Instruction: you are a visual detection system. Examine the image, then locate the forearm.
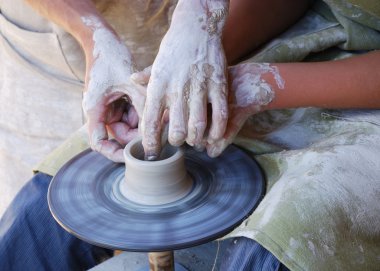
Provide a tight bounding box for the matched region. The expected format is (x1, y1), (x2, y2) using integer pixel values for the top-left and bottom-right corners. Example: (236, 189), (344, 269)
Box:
(264, 51), (380, 110)
(223, 0), (312, 64)
(208, 51), (380, 157)
(25, 0), (113, 49)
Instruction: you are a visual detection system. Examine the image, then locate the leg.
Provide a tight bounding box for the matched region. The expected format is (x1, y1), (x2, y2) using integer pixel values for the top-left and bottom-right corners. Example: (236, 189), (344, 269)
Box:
(220, 237), (289, 271)
(0, 173), (112, 271)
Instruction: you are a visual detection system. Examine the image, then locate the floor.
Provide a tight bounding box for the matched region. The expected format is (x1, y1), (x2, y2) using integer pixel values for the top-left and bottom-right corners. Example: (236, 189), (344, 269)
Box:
(90, 239), (234, 271)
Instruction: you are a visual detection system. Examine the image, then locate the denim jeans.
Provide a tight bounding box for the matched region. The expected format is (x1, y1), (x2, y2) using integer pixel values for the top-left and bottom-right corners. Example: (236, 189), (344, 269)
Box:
(0, 173), (288, 271)
(0, 173), (113, 271)
(220, 237), (290, 271)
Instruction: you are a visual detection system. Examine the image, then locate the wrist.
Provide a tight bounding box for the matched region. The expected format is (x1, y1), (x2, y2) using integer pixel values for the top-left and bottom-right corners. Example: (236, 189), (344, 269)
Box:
(259, 72), (281, 112)
(80, 16), (134, 75)
(229, 63), (285, 114)
(172, 0), (229, 37)
(77, 16), (117, 52)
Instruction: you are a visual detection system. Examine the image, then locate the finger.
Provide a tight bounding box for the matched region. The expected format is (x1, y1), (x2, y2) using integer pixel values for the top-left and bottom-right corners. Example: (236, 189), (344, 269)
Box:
(160, 120), (169, 147)
(142, 81), (165, 160)
(206, 139), (228, 158)
(168, 83), (189, 146)
(122, 106), (139, 128)
(106, 98), (127, 123)
(162, 109), (170, 124)
(130, 66), (152, 85)
(93, 139), (125, 162)
(207, 82), (228, 144)
(186, 80), (207, 148)
(128, 89), (146, 119)
(86, 103), (107, 147)
(107, 122), (139, 145)
(206, 111), (246, 157)
(88, 117), (125, 163)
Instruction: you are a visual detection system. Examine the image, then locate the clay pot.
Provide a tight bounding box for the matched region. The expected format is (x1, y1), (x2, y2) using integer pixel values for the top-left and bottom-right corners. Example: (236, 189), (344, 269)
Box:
(120, 138), (193, 205)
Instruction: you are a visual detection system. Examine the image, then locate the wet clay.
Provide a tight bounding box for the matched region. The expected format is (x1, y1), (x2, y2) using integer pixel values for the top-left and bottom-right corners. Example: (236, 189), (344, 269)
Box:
(120, 138), (193, 205)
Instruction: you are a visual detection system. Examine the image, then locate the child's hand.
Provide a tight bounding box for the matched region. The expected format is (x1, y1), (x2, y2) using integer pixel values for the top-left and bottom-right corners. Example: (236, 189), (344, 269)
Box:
(206, 62), (284, 157)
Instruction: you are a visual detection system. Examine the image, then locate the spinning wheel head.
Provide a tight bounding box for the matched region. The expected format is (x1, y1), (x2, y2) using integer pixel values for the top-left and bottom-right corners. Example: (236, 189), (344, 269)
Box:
(48, 140), (265, 251)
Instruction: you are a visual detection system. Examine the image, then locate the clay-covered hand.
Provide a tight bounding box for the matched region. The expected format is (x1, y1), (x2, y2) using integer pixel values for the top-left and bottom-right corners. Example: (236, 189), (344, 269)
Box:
(206, 63), (285, 157)
(137, 0), (229, 160)
(82, 16), (145, 162)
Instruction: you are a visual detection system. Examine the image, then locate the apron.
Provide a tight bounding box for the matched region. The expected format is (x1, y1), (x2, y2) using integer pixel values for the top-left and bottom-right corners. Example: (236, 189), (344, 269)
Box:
(0, 2), (84, 215)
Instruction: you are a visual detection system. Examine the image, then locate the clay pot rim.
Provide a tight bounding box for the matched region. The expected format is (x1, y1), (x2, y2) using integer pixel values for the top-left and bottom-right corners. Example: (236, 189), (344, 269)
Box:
(123, 137), (183, 166)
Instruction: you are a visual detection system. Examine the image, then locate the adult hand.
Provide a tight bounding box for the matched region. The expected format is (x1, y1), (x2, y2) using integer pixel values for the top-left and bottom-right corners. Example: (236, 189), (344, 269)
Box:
(206, 62), (285, 157)
(82, 16), (145, 162)
(137, 0), (229, 160)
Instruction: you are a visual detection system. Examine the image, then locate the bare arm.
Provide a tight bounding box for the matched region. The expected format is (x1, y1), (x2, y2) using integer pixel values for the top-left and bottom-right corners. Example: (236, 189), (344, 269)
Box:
(25, 0), (110, 50)
(207, 50), (380, 156)
(264, 51), (380, 110)
(220, 0), (379, 110)
(223, 0), (313, 64)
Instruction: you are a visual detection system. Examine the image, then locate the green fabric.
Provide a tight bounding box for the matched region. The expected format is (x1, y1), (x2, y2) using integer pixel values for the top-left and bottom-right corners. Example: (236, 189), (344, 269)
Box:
(245, 9), (345, 63)
(228, 109), (380, 271)
(321, 0), (380, 50)
(226, 1), (380, 269)
(245, 0), (380, 64)
(34, 125), (89, 176)
(324, 0), (380, 30)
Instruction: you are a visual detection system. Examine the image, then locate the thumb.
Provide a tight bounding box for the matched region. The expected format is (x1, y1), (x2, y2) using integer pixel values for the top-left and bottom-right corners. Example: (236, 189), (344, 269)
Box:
(206, 110), (248, 157)
(130, 66), (152, 85)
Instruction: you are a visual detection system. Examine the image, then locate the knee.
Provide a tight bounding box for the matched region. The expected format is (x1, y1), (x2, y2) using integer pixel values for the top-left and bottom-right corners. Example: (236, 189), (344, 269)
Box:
(0, 173), (53, 240)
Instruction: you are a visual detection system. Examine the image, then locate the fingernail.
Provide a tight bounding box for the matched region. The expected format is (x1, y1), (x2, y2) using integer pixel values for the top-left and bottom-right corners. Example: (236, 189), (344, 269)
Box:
(207, 138), (216, 145)
(207, 144), (222, 158)
(170, 132), (186, 146)
(194, 144), (205, 152)
(144, 154), (157, 161)
(208, 148), (217, 157)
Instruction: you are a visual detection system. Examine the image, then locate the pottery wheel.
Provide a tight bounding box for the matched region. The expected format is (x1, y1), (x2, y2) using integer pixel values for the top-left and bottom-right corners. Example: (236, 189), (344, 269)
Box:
(48, 145), (265, 251)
